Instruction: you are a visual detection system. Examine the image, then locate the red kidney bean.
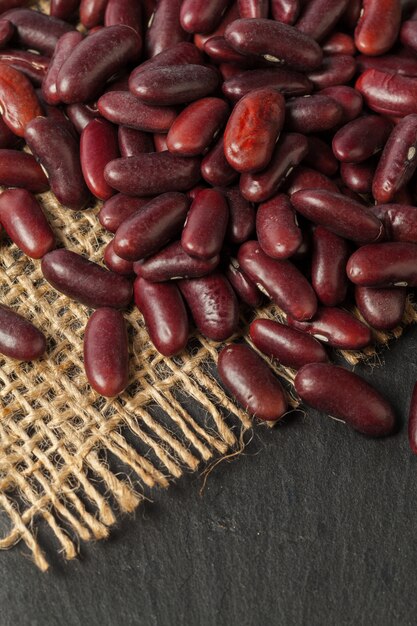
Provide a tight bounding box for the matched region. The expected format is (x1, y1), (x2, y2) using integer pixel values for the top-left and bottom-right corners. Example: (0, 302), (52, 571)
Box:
(25, 116), (90, 211)
(153, 133), (168, 152)
(250, 319), (329, 369)
(42, 31), (83, 106)
(332, 115), (393, 163)
(304, 136), (339, 176)
(0, 149), (49, 192)
(0, 20), (14, 48)
(217, 343), (288, 421)
(145, 0), (187, 58)
(201, 136), (238, 187)
(322, 32), (356, 56)
(98, 194), (154, 233)
(181, 0), (230, 34)
(408, 382), (417, 454)
(104, 153), (201, 197)
(355, 286), (406, 330)
(355, 0), (401, 56)
(84, 308), (129, 397)
(103, 239), (134, 276)
(57, 26), (141, 104)
(285, 166), (339, 196)
(371, 203), (417, 243)
(0, 304), (46, 361)
(307, 55), (356, 90)
(132, 42), (203, 77)
(134, 240), (220, 282)
(240, 132), (309, 203)
(320, 86), (363, 124)
(80, 118), (119, 201)
(203, 36), (251, 68)
(256, 193), (302, 260)
(224, 186), (255, 244)
(66, 102), (101, 133)
(341, 0), (362, 28)
(0, 65), (42, 137)
(193, 2), (239, 51)
(372, 114), (417, 204)
(295, 0), (349, 42)
(222, 67), (313, 103)
(118, 126), (154, 157)
(347, 242), (417, 287)
(356, 70), (417, 117)
(341, 160), (376, 194)
(3, 8), (74, 55)
(225, 260), (262, 307)
(181, 189), (228, 259)
(356, 51), (417, 77)
(291, 189), (383, 243)
(50, 0), (80, 20)
(0, 48), (50, 84)
(97, 91), (177, 133)
(237, 0), (268, 18)
(225, 18), (322, 71)
(114, 192), (190, 261)
(79, 0), (108, 29)
(270, 0), (300, 24)
(295, 363), (395, 437)
(179, 272), (239, 341)
(237, 240), (317, 320)
(311, 226), (350, 306)
(401, 20), (417, 52)
(104, 0), (142, 33)
(285, 95), (343, 134)
(167, 98), (229, 157)
(41, 248), (133, 309)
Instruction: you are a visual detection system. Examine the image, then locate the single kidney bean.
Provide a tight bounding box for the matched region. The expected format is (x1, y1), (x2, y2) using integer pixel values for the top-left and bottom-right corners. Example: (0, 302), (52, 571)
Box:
(356, 70), (417, 117)
(225, 18), (322, 71)
(80, 118), (119, 201)
(341, 160), (376, 194)
(118, 126), (154, 157)
(270, 0), (300, 24)
(250, 319), (328, 369)
(305, 136), (339, 176)
(50, 0), (80, 20)
(104, 0), (142, 33)
(135, 240), (220, 282)
(25, 116), (90, 211)
(356, 51), (417, 77)
(97, 92), (177, 134)
(167, 97), (229, 157)
(319, 86), (364, 124)
(79, 0), (108, 28)
(0, 20), (14, 48)
(371, 203), (417, 243)
(217, 343), (288, 422)
(256, 194), (302, 260)
(294, 363), (396, 437)
(240, 132), (309, 203)
(83, 308), (129, 397)
(408, 382), (417, 454)
(222, 67), (313, 103)
(42, 31), (83, 106)
(98, 194), (154, 233)
(306, 55), (356, 90)
(295, 0), (349, 42)
(285, 167), (339, 196)
(322, 32), (356, 56)
(0, 48), (50, 84)
(204, 36), (259, 66)
(372, 114), (417, 204)
(201, 136), (238, 187)
(57, 26), (141, 104)
(224, 186), (255, 244)
(355, 0), (401, 56)
(311, 226), (350, 306)
(114, 192), (190, 261)
(237, 0), (268, 18)
(0, 65), (42, 137)
(103, 240), (134, 276)
(3, 8), (74, 55)
(41, 248), (133, 309)
(66, 102), (101, 133)
(104, 153), (201, 197)
(0, 149), (49, 192)
(180, 0), (230, 34)
(291, 190), (384, 243)
(181, 189), (228, 259)
(193, 2), (239, 50)
(347, 242), (417, 287)
(0, 304), (46, 361)
(132, 42), (203, 77)
(285, 95), (343, 134)
(225, 260), (262, 308)
(145, 0), (187, 58)
(355, 286), (406, 330)
(237, 240), (317, 320)
(287, 306), (372, 350)
(332, 115), (393, 163)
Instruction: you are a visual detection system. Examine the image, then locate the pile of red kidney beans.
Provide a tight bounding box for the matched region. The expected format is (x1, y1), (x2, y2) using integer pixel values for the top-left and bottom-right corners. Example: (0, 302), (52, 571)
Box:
(2, 0), (417, 448)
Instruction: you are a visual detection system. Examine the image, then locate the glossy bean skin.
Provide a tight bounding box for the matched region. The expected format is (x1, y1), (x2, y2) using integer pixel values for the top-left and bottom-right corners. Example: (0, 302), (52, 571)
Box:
(285, 95), (343, 134)
(135, 240), (219, 282)
(204, 36), (253, 66)
(401, 20), (417, 53)
(356, 51), (417, 77)
(320, 86), (363, 124)
(225, 260), (262, 307)
(256, 193), (302, 260)
(25, 117), (90, 211)
(295, 363), (396, 437)
(224, 187), (255, 244)
(408, 382), (417, 454)
(237, 240), (317, 320)
(83, 308), (129, 397)
(42, 31), (83, 106)
(50, 0), (80, 20)
(0, 65), (42, 137)
(79, 0), (108, 29)
(238, 0), (268, 18)
(66, 102), (101, 133)
(355, 286), (406, 330)
(98, 92), (177, 133)
(371, 203), (417, 243)
(104, 0), (142, 33)
(355, 0), (401, 56)
(3, 8), (74, 55)
(80, 119), (119, 201)
(217, 343), (287, 422)
(0, 304), (46, 361)
(145, 0), (186, 58)
(179, 273), (239, 341)
(322, 32), (356, 56)
(222, 68), (313, 102)
(181, 189), (228, 259)
(341, 160), (376, 194)
(356, 70), (417, 117)
(132, 42), (203, 77)
(114, 193), (190, 261)
(0, 149), (48, 192)
(103, 240), (134, 276)
(201, 136), (238, 187)
(332, 115), (393, 163)
(291, 190), (384, 243)
(311, 226), (350, 306)
(194, 2), (240, 50)
(372, 115), (417, 204)
(285, 166), (339, 196)
(306, 55), (356, 90)
(271, 0), (300, 24)
(250, 319), (329, 369)
(305, 136), (338, 176)
(225, 18), (323, 71)
(41, 249), (133, 309)
(104, 153), (201, 197)
(98, 194), (153, 233)
(0, 49), (49, 85)
(118, 127), (154, 157)
(0, 20), (15, 48)
(181, 0), (230, 34)
(295, 0), (349, 42)
(347, 242), (417, 287)
(57, 26), (141, 104)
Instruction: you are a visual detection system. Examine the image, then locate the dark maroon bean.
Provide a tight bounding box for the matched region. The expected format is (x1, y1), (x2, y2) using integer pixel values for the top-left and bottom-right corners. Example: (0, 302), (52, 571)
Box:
(41, 248), (132, 309)
(291, 190), (384, 243)
(256, 193), (302, 260)
(355, 286), (406, 330)
(238, 0), (269, 18)
(80, 118), (119, 201)
(322, 32), (356, 56)
(0, 304), (46, 361)
(104, 153), (201, 197)
(408, 382), (417, 454)
(225, 260), (262, 307)
(66, 102), (101, 133)
(134, 240), (219, 282)
(341, 160), (376, 194)
(145, 0), (187, 58)
(201, 136), (238, 187)
(311, 226), (350, 306)
(240, 132), (309, 203)
(104, 0), (142, 33)
(42, 31), (83, 106)
(371, 203), (417, 243)
(356, 51), (417, 77)
(217, 343), (288, 421)
(307, 55), (356, 90)
(250, 319), (328, 369)
(356, 70), (417, 117)
(295, 363), (395, 437)
(1, 50), (49, 88)
(0, 117), (20, 149)
(354, 0), (401, 56)
(153, 133), (168, 152)
(222, 67), (313, 103)
(194, 1), (240, 50)
(179, 272), (239, 341)
(181, 0), (231, 34)
(25, 116), (90, 211)
(98, 194), (154, 233)
(271, 0), (300, 24)
(224, 187), (255, 244)
(50, 0), (80, 20)
(341, 0), (362, 28)
(285, 95), (343, 134)
(118, 126), (154, 157)
(0, 149), (48, 192)
(225, 18), (322, 71)
(132, 42), (203, 77)
(103, 240), (134, 276)
(305, 136), (339, 176)
(332, 115), (393, 163)
(347, 242), (417, 287)
(0, 20), (14, 47)
(204, 36), (253, 65)
(181, 189), (228, 259)
(98, 91), (177, 133)
(372, 114), (417, 204)
(237, 240), (317, 320)
(83, 308), (129, 396)
(114, 193), (190, 261)
(295, 0), (349, 41)
(285, 166), (339, 196)
(79, 0), (108, 28)
(3, 9), (74, 57)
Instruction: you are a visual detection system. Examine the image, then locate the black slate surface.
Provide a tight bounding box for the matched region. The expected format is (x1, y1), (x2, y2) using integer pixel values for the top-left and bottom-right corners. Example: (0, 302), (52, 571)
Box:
(2, 325), (417, 626)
